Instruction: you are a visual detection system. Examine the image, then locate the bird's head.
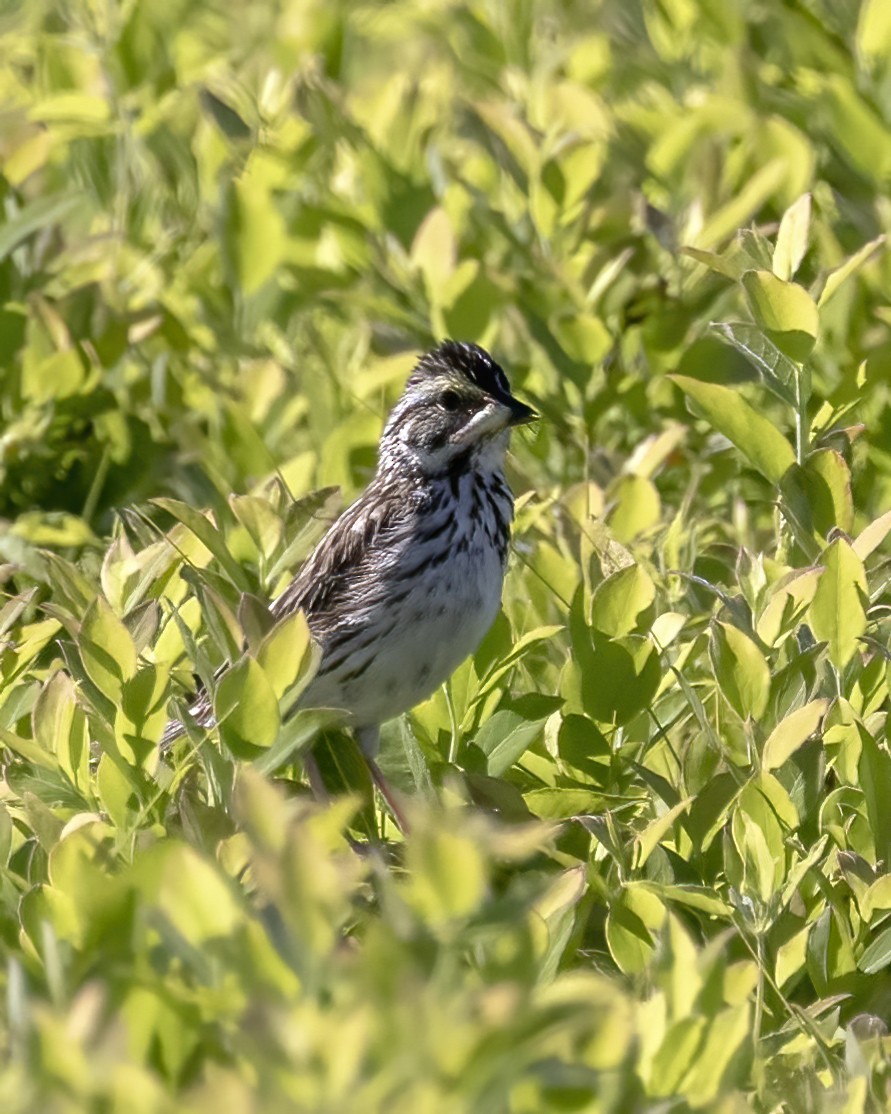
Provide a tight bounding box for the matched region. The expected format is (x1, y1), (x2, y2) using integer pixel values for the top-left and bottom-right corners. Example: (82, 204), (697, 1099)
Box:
(379, 340), (536, 478)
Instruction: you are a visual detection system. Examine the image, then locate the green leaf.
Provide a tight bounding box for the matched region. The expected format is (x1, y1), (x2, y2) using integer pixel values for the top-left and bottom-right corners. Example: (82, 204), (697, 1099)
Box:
(852, 509), (891, 561)
(648, 1017), (708, 1097)
(550, 313), (612, 364)
(475, 710), (548, 778)
(762, 700), (829, 770)
(711, 321), (800, 407)
(96, 753), (138, 828)
(741, 270), (819, 362)
(670, 375), (795, 483)
(471, 625), (563, 711)
(529, 867), (587, 983)
(21, 348), (85, 404)
(732, 809), (780, 903)
(229, 494), (283, 562)
(0, 803), (11, 866)
(152, 498), (251, 591)
(858, 0), (891, 61)
(569, 632), (661, 726)
(860, 875), (891, 922)
(858, 926), (891, 974)
(411, 207), (456, 294)
(135, 841), (243, 944)
(525, 788), (609, 819)
(681, 1005), (751, 1104)
(406, 824), (488, 925)
(801, 449), (854, 537)
(590, 564), (656, 637)
(694, 159), (789, 248)
(756, 566), (823, 648)
(605, 886), (665, 975)
(772, 194), (811, 281)
(633, 798), (692, 869)
(214, 657), (281, 753)
(709, 621), (770, 720)
(79, 597), (138, 701)
(606, 475), (661, 542)
(199, 88), (252, 140)
(682, 245), (744, 280)
(0, 191), (86, 262)
(257, 609), (318, 704)
(33, 671), (90, 791)
(222, 177), (286, 295)
(634, 881), (732, 917)
(859, 726), (891, 870)
(252, 708), (334, 775)
(117, 664), (171, 763)
(818, 236), (886, 307)
(808, 538), (867, 669)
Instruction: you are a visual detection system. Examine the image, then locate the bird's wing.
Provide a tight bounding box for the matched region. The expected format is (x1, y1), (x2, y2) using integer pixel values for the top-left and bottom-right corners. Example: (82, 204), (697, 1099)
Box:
(270, 479), (408, 634)
(162, 480), (415, 745)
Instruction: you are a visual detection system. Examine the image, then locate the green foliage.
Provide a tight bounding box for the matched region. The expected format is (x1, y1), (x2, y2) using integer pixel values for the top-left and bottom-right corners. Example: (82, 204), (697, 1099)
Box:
(2, 0), (891, 1110)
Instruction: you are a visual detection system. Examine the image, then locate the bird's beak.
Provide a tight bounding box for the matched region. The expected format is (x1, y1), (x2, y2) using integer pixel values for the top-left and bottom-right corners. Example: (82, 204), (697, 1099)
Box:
(507, 397), (537, 427)
(451, 396), (538, 446)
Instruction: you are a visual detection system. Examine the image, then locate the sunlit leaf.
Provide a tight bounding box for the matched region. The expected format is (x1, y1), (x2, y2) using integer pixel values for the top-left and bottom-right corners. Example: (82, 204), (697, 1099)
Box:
(79, 597), (137, 701)
(670, 375), (795, 483)
(772, 194), (811, 281)
(741, 270), (819, 362)
(808, 539), (867, 669)
(590, 563), (656, 637)
(709, 621), (770, 720)
(406, 823), (488, 925)
(215, 657), (281, 752)
(817, 236), (886, 307)
(762, 700), (829, 770)
(221, 176), (287, 295)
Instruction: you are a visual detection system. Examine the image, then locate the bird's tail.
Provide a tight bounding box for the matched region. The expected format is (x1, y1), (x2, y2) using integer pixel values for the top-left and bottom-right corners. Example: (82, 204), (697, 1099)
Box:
(160, 717), (186, 749)
(160, 692), (215, 750)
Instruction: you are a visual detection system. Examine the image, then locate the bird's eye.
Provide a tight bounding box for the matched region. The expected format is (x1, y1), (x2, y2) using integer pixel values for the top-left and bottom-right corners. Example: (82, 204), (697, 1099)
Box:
(439, 389), (461, 412)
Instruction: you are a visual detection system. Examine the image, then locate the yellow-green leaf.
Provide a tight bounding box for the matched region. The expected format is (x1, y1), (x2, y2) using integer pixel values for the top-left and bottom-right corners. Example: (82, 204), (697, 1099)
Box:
(852, 509), (891, 561)
(858, 0), (891, 64)
(135, 842), (243, 944)
(215, 657), (280, 751)
(772, 194), (811, 281)
(228, 494), (283, 561)
(606, 474), (661, 542)
(808, 539), (868, 669)
(709, 621), (770, 720)
(804, 448), (854, 535)
(762, 699), (830, 770)
(223, 177), (286, 296)
(633, 798), (693, 869)
(605, 886), (665, 975)
(670, 375), (795, 484)
(742, 269), (819, 361)
(590, 563), (656, 637)
(818, 235), (886, 308)
(79, 596), (137, 700)
(406, 825), (488, 925)
(257, 609), (318, 703)
(550, 312), (612, 364)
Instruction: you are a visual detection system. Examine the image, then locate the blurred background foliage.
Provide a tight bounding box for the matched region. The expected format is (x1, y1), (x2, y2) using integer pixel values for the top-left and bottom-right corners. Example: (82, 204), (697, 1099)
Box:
(2, 0), (891, 1109)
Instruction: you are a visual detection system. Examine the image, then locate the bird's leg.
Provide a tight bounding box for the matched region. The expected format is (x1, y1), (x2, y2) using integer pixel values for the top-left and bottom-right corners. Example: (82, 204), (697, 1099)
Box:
(302, 750), (330, 804)
(356, 726), (410, 834)
(367, 756), (411, 835)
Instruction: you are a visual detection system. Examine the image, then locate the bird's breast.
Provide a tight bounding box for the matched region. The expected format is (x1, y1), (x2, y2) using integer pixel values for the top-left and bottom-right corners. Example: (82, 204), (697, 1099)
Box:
(301, 472), (511, 727)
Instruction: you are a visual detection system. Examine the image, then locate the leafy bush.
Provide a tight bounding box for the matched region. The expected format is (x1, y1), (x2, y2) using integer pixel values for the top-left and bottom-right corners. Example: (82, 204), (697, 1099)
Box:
(2, 0), (891, 1109)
